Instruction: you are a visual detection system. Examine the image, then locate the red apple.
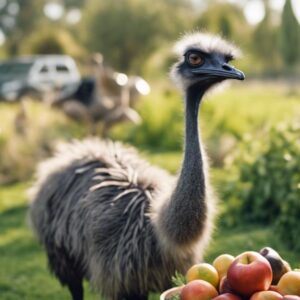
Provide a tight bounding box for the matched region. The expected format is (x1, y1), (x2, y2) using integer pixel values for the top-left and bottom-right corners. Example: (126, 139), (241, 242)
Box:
(213, 293), (242, 300)
(181, 279), (218, 300)
(227, 251), (273, 297)
(219, 276), (234, 294)
(250, 290), (283, 300)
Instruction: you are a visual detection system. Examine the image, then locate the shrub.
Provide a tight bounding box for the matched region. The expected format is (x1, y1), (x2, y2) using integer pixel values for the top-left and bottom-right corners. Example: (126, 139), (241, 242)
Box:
(0, 101), (89, 185)
(240, 123), (300, 223)
(218, 121), (300, 250)
(111, 89), (183, 151)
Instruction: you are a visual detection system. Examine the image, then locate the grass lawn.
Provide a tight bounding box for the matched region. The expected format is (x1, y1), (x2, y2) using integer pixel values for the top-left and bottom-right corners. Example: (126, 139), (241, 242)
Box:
(1, 174), (300, 299)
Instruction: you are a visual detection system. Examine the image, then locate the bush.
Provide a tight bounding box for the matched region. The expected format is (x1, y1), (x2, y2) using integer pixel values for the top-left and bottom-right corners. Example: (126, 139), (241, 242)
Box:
(240, 123), (300, 223)
(111, 89), (183, 151)
(0, 101), (89, 185)
(218, 121), (300, 250)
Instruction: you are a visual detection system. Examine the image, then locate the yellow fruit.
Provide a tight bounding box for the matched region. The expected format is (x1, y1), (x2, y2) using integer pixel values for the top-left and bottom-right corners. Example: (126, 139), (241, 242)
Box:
(277, 271), (300, 296)
(186, 263), (219, 288)
(213, 254), (235, 279)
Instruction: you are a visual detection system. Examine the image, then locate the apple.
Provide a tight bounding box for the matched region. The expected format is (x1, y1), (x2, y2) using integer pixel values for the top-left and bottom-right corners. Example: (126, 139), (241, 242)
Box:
(186, 263), (219, 288)
(277, 271), (300, 296)
(213, 293), (242, 300)
(219, 277), (234, 294)
(260, 247), (289, 284)
(213, 254), (235, 279)
(181, 279), (218, 300)
(250, 290), (283, 300)
(227, 251), (273, 297)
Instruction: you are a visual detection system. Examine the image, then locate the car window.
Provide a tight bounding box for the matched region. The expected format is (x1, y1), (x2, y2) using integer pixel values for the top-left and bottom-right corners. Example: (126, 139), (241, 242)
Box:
(56, 64), (70, 73)
(39, 65), (49, 73)
(0, 62), (33, 77)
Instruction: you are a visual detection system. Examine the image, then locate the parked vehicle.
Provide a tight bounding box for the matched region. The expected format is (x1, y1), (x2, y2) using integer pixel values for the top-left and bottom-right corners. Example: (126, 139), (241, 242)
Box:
(51, 56), (151, 136)
(0, 55), (80, 101)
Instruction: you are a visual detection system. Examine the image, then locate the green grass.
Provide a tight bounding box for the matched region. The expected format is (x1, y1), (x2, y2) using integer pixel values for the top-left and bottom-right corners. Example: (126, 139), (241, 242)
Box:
(1, 175), (300, 299)
(0, 183), (99, 300)
(142, 150), (182, 174)
(206, 225), (300, 267)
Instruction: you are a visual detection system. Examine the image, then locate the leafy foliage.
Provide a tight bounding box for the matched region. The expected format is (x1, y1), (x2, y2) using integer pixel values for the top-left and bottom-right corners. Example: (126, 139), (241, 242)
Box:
(172, 271), (186, 287)
(279, 0), (300, 68)
(112, 89), (183, 151)
(241, 123), (300, 222)
(219, 122), (300, 251)
(20, 27), (86, 59)
(252, 6), (281, 73)
(194, 2), (249, 42)
(0, 101), (89, 185)
(1, 0), (44, 55)
(81, 0), (192, 73)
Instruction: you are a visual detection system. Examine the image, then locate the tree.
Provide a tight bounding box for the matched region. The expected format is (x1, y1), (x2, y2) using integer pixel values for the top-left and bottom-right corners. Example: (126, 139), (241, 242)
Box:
(252, 3), (280, 72)
(1, 0), (44, 55)
(20, 27), (86, 60)
(194, 2), (250, 43)
(279, 0), (300, 68)
(81, 0), (193, 73)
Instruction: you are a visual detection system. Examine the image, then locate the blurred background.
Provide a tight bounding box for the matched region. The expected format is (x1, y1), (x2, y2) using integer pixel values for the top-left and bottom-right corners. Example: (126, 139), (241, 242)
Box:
(0, 0), (300, 299)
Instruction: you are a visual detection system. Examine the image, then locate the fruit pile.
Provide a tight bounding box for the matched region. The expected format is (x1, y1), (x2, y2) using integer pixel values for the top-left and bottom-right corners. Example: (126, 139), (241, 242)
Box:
(166, 247), (300, 300)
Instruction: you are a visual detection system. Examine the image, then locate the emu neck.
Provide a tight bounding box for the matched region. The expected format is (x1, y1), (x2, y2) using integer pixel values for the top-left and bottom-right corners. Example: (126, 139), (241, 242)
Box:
(159, 86), (207, 247)
(182, 87), (204, 189)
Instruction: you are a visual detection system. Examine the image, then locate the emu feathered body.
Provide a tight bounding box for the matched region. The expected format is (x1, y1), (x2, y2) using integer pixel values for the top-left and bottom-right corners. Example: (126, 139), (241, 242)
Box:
(30, 32), (244, 300)
(30, 139), (213, 299)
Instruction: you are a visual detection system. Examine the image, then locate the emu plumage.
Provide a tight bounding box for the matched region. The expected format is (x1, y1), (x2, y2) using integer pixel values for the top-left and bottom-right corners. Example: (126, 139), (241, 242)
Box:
(30, 32), (244, 300)
(30, 139), (203, 299)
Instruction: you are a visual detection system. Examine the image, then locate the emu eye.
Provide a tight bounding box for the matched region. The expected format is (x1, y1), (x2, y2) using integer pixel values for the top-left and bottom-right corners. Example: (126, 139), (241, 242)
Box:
(187, 53), (204, 66)
(225, 54), (234, 63)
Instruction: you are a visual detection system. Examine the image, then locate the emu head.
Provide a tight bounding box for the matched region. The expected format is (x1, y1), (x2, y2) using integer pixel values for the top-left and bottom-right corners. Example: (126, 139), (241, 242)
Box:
(171, 32), (245, 91)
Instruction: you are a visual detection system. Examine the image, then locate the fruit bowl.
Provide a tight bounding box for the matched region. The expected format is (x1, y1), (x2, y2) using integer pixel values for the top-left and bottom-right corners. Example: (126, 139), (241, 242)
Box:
(160, 248), (300, 300)
(160, 286), (183, 300)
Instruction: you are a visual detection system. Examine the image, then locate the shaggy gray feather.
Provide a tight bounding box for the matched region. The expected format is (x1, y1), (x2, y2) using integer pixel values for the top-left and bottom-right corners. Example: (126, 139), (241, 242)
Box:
(29, 139), (205, 299)
(28, 31), (241, 300)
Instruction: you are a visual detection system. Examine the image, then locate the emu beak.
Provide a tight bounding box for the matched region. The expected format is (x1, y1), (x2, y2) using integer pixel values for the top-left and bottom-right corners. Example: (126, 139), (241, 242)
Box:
(191, 63), (245, 81)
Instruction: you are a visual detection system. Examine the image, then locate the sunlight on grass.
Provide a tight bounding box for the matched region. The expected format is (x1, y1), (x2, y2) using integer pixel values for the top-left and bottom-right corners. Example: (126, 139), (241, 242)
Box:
(142, 150), (182, 174)
(202, 82), (300, 140)
(0, 228), (28, 246)
(0, 182), (28, 212)
(206, 225), (300, 269)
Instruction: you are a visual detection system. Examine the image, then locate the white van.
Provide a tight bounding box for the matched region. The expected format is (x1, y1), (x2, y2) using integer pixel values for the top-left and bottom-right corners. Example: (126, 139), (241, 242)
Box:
(0, 55), (81, 101)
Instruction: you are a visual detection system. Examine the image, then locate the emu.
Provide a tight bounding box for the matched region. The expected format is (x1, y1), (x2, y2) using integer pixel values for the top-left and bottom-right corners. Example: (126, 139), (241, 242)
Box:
(29, 33), (244, 300)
